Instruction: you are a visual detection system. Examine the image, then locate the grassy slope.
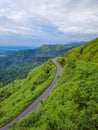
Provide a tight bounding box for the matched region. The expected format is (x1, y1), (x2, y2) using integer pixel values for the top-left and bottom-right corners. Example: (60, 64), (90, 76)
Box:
(0, 60), (56, 127)
(64, 38), (98, 63)
(10, 38), (98, 130)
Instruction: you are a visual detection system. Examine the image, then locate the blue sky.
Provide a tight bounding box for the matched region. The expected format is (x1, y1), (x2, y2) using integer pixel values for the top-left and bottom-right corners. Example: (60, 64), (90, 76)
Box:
(0, 0), (98, 46)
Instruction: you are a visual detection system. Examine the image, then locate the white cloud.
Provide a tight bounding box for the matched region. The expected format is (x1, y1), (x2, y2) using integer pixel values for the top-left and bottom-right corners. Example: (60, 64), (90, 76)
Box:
(0, 0), (98, 42)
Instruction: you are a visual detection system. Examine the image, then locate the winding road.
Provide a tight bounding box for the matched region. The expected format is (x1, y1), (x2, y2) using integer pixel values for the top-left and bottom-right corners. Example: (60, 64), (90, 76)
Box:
(0, 59), (62, 130)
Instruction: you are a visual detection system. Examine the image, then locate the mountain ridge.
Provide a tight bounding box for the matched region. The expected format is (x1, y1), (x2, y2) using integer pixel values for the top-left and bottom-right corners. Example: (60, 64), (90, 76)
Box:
(0, 43), (80, 84)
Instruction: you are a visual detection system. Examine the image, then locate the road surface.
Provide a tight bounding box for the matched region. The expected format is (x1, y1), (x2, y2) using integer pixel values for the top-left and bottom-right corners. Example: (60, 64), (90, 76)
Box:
(0, 58), (62, 130)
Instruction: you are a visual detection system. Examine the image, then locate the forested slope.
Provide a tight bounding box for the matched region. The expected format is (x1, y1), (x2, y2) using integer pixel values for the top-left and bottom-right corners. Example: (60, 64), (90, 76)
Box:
(0, 43), (79, 84)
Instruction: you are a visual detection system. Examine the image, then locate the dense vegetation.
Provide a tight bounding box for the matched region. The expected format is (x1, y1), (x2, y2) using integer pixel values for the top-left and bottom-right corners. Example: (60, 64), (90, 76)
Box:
(64, 38), (98, 63)
(0, 43), (80, 84)
(0, 60), (56, 127)
(10, 38), (98, 130)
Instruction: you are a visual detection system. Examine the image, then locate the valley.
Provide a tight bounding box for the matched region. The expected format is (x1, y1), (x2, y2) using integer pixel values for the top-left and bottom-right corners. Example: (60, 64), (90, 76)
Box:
(0, 46), (37, 56)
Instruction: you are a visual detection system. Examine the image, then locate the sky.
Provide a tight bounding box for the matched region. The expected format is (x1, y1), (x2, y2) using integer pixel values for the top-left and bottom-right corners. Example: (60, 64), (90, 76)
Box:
(0, 0), (98, 46)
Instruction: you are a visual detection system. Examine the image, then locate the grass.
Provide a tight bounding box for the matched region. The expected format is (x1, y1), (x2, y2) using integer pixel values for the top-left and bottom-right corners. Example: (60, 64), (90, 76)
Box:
(10, 60), (98, 130)
(0, 60), (56, 127)
(64, 38), (98, 63)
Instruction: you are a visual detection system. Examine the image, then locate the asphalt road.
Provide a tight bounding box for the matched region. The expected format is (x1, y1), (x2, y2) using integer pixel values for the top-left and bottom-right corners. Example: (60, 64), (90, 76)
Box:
(0, 58), (62, 130)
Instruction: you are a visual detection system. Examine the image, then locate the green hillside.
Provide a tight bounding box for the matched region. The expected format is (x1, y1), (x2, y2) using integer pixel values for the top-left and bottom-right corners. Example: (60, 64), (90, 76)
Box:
(0, 43), (79, 84)
(0, 60), (56, 127)
(10, 38), (98, 130)
(64, 38), (98, 63)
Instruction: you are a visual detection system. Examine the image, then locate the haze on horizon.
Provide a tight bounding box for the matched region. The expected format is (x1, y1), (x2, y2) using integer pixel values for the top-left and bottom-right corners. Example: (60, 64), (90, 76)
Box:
(0, 0), (98, 46)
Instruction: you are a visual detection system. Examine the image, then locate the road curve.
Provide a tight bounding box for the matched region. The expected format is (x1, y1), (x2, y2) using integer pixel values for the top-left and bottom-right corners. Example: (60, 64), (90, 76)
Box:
(0, 58), (62, 130)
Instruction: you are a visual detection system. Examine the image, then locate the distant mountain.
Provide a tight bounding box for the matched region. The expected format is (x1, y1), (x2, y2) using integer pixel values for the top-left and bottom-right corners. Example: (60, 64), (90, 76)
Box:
(0, 43), (80, 83)
(0, 46), (37, 56)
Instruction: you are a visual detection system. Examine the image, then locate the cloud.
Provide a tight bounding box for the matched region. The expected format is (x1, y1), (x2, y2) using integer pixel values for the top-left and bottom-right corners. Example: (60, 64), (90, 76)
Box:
(0, 0), (98, 44)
